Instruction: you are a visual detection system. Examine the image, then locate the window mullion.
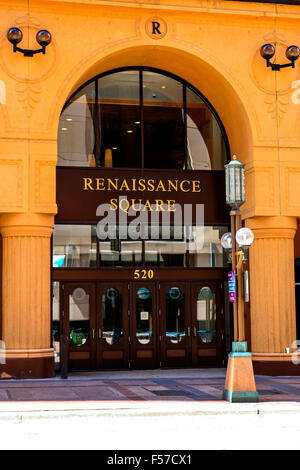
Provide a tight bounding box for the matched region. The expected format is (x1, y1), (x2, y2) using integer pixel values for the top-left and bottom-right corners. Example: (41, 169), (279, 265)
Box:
(94, 79), (101, 167)
(140, 69), (144, 170)
(183, 82), (187, 170)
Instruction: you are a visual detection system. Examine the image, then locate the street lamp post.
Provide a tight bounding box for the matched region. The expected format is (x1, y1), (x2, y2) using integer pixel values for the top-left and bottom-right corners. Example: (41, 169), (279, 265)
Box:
(222, 155), (259, 403)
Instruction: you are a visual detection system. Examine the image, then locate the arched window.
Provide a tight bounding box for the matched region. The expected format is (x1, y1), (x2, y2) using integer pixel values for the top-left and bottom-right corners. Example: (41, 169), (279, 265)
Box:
(58, 68), (229, 170)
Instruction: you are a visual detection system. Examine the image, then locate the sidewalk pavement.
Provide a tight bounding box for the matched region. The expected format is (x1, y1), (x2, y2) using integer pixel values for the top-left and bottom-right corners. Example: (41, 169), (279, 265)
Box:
(0, 368), (300, 418)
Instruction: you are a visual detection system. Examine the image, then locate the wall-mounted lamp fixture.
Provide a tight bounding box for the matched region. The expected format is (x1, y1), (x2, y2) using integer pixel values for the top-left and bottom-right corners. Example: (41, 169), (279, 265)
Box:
(260, 43), (300, 71)
(7, 27), (51, 57)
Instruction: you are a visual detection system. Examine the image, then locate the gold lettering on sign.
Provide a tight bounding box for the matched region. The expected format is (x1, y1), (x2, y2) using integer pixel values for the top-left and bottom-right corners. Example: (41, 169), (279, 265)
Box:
(83, 178), (94, 190)
(180, 180), (190, 192)
(107, 178), (119, 191)
(156, 180), (166, 192)
(168, 180), (178, 192)
(168, 200), (176, 211)
(147, 179), (155, 191)
(96, 178), (105, 190)
(119, 180), (130, 191)
(82, 177), (201, 193)
(192, 180), (201, 193)
(132, 199), (142, 211)
(83, 177), (202, 212)
(109, 198), (181, 213)
(138, 179), (146, 191)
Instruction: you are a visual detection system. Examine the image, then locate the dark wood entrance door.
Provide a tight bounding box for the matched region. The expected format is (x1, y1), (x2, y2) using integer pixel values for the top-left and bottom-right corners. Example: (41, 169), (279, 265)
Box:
(96, 282), (130, 369)
(61, 281), (130, 372)
(59, 277), (225, 373)
(129, 282), (158, 369)
(61, 282), (97, 372)
(159, 282), (192, 367)
(191, 281), (224, 366)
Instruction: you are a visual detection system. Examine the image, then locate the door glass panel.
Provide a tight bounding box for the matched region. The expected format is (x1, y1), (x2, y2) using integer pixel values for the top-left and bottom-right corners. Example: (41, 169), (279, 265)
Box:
(136, 288), (153, 344)
(102, 288), (123, 345)
(52, 281), (60, 368)
(69, 287), (90, 346)
(166, 287), (185, 343)
(197, 287), (216, 343)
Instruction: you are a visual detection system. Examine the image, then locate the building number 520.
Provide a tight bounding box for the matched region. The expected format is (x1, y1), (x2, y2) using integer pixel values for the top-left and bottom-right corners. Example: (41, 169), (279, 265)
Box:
(134, 269), (154, 280)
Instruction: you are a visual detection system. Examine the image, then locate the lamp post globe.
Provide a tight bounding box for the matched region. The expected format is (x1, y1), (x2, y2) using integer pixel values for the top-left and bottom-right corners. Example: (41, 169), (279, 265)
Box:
(224, 155), (245, 210)
(235, 227), (254, 248)
(221, 232), (232, 250)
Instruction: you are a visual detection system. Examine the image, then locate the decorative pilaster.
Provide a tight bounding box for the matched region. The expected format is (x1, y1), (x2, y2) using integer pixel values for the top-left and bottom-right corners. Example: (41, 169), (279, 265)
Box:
(246, 216), (299, 375)
(0, 213), (54, 378)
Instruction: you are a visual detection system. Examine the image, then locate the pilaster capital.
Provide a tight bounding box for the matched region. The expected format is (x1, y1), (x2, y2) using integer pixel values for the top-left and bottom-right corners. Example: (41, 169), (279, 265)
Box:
(0, 213), (54, 238)
(245, 216), (297, 239)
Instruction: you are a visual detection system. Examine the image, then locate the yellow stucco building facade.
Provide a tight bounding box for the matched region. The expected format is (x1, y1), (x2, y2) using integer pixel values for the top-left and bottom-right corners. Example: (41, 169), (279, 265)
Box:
(0, 0), (300, 378)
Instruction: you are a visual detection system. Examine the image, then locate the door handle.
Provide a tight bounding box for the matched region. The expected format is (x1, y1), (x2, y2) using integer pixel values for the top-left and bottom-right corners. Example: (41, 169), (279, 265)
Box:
(92, 329), (95, 339)
(187, 327), (190, 337)
(193, 327), (197, 337)
(98, 328), (102, 339)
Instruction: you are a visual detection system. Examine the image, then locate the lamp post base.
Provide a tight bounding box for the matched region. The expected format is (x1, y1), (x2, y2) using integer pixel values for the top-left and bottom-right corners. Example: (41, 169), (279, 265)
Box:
(223, 342), (259, 403)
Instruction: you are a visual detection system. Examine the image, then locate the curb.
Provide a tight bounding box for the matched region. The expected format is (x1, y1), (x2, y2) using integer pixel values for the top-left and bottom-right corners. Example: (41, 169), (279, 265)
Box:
(0, 400), (300, 421)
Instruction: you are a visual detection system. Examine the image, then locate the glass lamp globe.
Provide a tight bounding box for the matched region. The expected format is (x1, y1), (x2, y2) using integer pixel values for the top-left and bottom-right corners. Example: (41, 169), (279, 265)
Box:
(36, 30), (52, 47)
(224, 155), (245, 210)
(235, 228), (254, 247)
(221, 232), (232, 250)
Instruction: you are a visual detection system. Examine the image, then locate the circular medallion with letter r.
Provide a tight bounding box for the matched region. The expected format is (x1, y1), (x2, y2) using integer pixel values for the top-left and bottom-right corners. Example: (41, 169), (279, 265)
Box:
(145, 17), (168, 39)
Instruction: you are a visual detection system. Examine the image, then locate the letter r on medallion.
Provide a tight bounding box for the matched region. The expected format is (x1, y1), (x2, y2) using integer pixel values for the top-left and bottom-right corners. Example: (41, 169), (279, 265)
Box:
(145, 17), (167, 39)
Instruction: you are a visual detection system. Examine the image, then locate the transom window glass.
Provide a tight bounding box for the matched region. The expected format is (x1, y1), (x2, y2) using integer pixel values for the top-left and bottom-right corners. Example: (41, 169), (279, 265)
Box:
(58, 68), (228, 170)
(58, 83), (96, 167)
(143, 71), (185, 169)
(98, 71), (140, 168)
(52, 225), (97, 268)
(52, 224), (229, 268)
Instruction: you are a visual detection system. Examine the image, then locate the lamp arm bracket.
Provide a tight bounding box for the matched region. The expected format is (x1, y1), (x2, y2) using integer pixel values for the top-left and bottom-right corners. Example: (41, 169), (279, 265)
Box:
(13, 44), (46, 57)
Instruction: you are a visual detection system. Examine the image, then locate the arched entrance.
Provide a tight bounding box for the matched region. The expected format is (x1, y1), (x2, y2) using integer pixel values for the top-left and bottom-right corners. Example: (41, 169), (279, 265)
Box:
(52, 67), (232, 373)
